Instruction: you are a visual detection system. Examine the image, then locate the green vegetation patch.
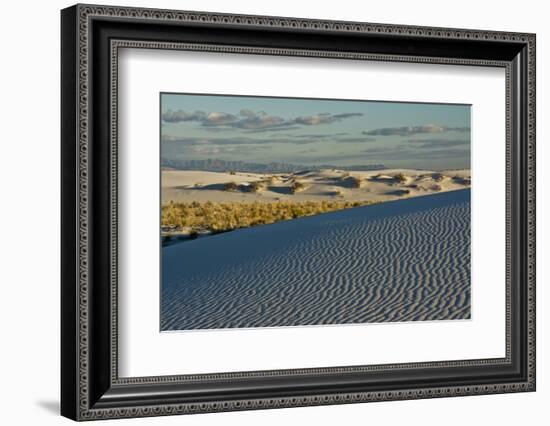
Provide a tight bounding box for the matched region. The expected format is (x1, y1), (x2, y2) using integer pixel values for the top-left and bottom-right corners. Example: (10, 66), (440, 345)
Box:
(162, 200), (368, 234)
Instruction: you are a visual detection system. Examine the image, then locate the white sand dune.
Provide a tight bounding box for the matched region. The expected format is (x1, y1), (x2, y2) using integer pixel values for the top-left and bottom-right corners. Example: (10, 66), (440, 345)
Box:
(161, 189), (471, 331)
(162, 168), (470, 204)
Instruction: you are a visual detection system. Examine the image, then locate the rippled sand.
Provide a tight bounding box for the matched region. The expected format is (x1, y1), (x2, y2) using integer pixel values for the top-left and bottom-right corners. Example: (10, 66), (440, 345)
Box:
(161, 189), (471, 331)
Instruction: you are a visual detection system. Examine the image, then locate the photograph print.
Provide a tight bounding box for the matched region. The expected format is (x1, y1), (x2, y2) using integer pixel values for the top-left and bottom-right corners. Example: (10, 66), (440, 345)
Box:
(160, 93), (471, 331)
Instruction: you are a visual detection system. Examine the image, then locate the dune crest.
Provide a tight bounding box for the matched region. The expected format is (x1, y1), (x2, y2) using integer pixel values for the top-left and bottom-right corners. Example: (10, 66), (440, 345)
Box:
(162, 168), (471, 205)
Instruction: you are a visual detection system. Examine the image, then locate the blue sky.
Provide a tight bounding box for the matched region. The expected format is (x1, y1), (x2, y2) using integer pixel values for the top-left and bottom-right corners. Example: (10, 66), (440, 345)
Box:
(161, 93), (471, 170)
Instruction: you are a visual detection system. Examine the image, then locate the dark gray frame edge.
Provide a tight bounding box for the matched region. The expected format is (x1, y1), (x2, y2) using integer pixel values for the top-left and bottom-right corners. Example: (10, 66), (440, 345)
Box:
(61, 3), (536, 421)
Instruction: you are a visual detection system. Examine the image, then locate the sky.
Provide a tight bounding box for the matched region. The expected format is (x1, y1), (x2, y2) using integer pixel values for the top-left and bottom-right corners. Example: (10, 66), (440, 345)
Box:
(161, 93), (471, 170)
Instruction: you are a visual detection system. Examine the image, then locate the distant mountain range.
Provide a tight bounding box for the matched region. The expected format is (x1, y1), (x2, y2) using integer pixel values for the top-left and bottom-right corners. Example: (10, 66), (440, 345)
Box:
(162, 158), (386, 174)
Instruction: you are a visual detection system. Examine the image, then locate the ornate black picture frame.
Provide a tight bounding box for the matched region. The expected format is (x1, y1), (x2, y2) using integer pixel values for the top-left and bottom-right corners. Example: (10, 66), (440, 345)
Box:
(61, 4), (536, 421)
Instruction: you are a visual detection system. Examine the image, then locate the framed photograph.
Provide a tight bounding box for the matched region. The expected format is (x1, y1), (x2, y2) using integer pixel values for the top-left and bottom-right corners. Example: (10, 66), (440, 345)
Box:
(61, 4), (536, 421)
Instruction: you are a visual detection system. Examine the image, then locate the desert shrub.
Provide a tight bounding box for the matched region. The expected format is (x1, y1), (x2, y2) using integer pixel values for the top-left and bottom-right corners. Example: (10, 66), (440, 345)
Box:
(432, 173), (444, 182)
(431, 184), (442, 191)
(452, 175), (471, 186)
(342, 176), (363, 188)
(290, 180), (307, 194)
(223, 181), (239, 192)
(247, 181), (265, 193)
(228, 170), (236, 175)
(161, 200), (370, 234)
(394, 173), (407, 183)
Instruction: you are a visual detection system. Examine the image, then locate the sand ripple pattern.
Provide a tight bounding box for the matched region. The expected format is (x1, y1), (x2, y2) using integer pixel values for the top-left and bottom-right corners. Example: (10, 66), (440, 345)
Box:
(162, 189), (471, 330)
